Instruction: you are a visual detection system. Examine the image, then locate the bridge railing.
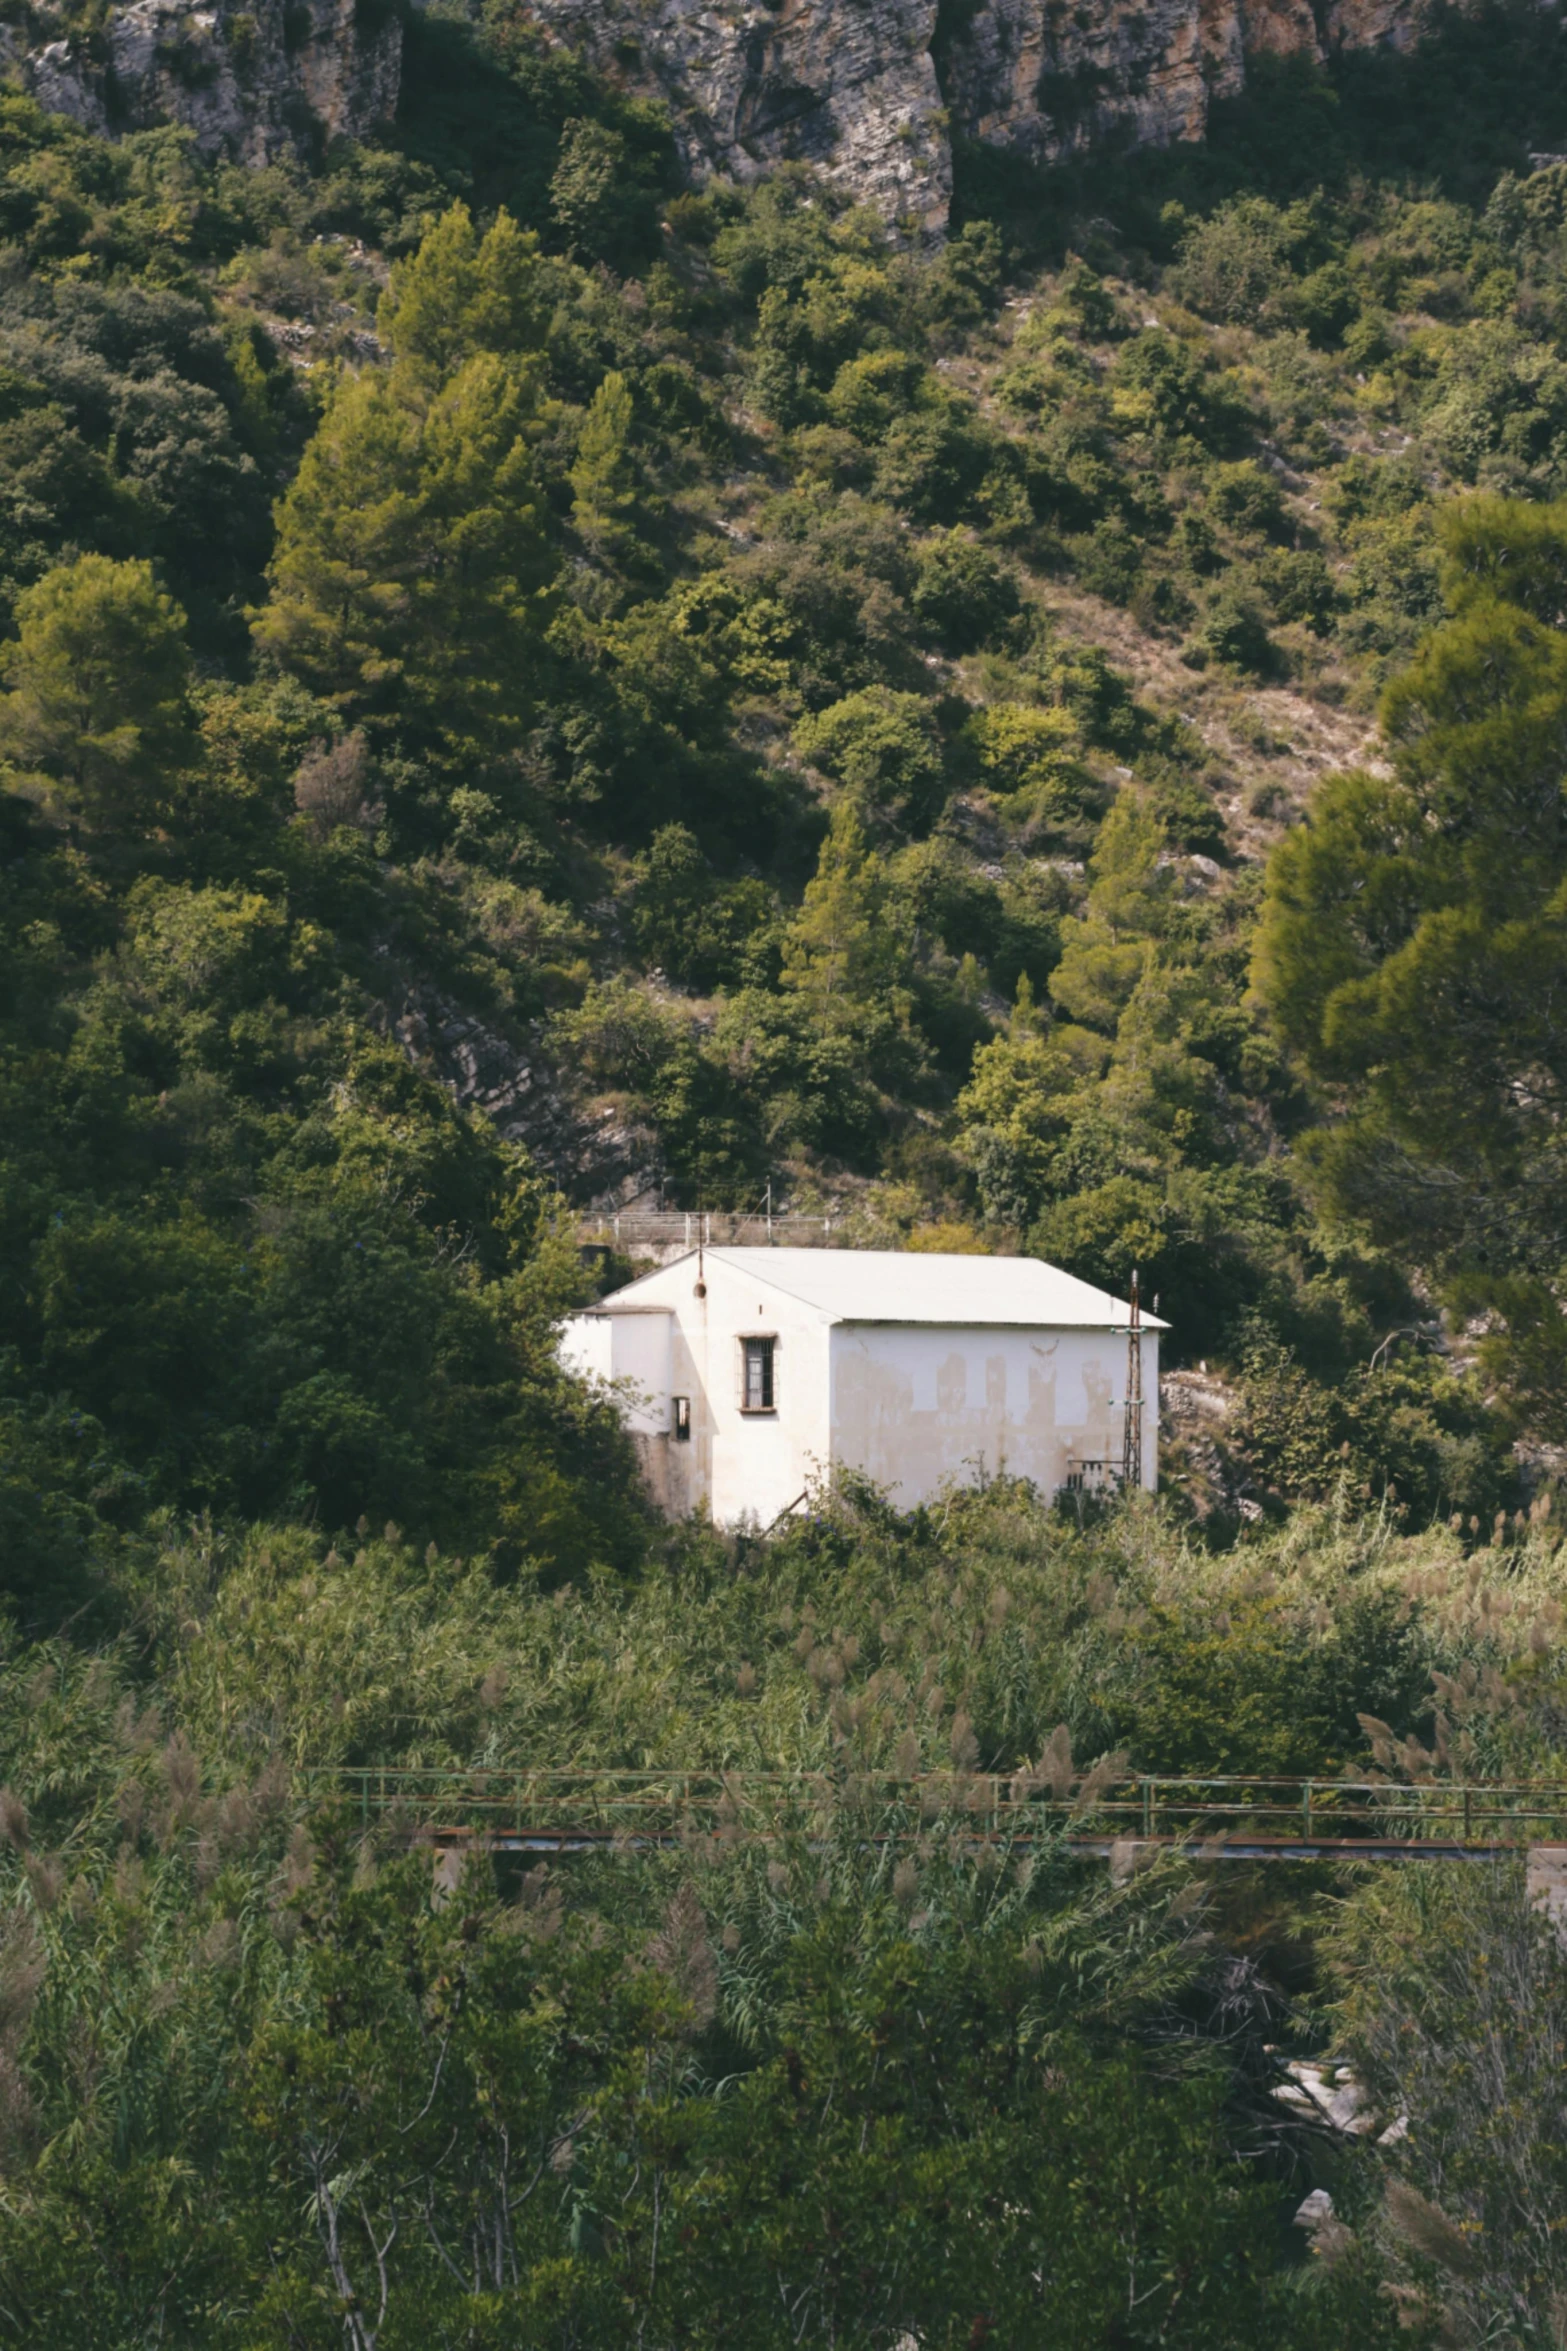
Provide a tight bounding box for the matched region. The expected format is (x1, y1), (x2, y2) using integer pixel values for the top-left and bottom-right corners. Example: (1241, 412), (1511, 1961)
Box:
(298, 1767), (1567, 1857)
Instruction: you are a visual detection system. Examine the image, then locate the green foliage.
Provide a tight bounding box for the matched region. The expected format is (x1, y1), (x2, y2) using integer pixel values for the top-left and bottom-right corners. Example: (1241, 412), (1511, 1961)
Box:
(628, 824), (776, 992)
(0, 1688), (1401, 2348)
(1192, 587), (1278, 676)
(569, 367), (640, 561)
(793, 686), (945, 829)
(1112, 331), (1243, 454)
(1330, 1863), (1567, 2347)
(780, 801), (918, 1014)
(910, 527), (1021, 652)
(5, 1478), (1565, 2336)
(1254, 498), (1567, 1426)
(549, 116), (661, 266)
(1169, 195), (1325, 327)
(386, 0), (675, 248)
(10, 34), (1567, 2339)
(1232, 1330), (1513, 1525)
(0, 554), (196, 833)
(258, 214), (554, 745)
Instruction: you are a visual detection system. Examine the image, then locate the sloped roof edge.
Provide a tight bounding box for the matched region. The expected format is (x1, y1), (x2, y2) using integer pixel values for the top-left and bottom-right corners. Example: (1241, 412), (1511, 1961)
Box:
(587, 1247), (1168, 1330)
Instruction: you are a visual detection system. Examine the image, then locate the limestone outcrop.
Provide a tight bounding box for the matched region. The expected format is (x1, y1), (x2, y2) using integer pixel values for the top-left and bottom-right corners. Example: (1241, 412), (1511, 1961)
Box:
(8, 0), (400, 163)
(518, 0), (952, 235)
(2, 0), (1435, 209)
(939, 0), (1427, 170)
(524, 0), (1434, 230)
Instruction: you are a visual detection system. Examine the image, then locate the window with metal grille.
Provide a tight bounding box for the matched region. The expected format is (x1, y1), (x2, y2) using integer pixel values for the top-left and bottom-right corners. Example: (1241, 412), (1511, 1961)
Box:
(741, 1336), (775, 1412)
(672, 1395), (691, 1442)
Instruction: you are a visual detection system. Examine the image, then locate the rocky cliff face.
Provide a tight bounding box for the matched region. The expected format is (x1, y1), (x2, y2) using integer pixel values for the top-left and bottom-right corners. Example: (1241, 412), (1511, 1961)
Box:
(524, 0), (952, 235)
(7, 0), (400, 163)
(939, 0), (1425, 169)
(524, 0), (1430, 232)
(3, 0), (1428, 207)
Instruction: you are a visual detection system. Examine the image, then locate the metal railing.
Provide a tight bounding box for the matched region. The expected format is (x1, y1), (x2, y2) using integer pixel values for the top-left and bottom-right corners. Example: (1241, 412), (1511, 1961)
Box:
(299, 1768), (1567, 1861)
(579, 1211), (836, 1253)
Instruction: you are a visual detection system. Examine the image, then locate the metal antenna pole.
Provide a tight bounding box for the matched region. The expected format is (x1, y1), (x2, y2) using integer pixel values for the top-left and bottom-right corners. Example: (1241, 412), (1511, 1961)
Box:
(1123, 1268), (1143, 1494)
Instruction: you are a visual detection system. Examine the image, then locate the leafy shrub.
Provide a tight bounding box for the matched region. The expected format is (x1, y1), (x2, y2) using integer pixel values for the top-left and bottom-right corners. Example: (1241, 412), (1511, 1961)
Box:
(629, 823), (777, 991)
(910, 529), (1021, 651)
(1207, 459), (1290, 540)
(792, 686), (945, 828)
(1192, 590), (1277, 674)
(1169, 195), (1318, 326)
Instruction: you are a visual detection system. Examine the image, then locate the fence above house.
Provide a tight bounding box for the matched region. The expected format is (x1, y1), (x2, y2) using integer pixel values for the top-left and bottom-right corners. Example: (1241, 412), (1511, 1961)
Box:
(579, 1209), (839, 1257)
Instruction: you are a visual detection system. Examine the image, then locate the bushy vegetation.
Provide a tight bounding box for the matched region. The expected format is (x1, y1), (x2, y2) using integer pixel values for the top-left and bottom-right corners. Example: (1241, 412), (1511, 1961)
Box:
(10, 11), (1567, 1538)
(5, 1480), (1567, 2347)
(5, 3), (1567, 2340)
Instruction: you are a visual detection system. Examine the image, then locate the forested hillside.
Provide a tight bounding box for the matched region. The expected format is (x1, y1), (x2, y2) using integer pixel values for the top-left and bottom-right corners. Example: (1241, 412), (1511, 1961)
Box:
(5, 3), (1567, 2343)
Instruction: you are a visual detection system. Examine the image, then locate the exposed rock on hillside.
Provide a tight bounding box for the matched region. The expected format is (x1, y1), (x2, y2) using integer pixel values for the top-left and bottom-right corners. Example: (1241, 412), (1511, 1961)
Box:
(525, 0), (951, 233)
(2, 0), (1432, 204)
(7, 0), (400, 162)
(526, 0), (1434, 230)
(386, 979), (657, 1203)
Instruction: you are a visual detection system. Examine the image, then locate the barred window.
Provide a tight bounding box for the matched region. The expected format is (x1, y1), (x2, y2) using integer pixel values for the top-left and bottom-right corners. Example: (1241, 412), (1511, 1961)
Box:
(741, 1336), (776, 1412)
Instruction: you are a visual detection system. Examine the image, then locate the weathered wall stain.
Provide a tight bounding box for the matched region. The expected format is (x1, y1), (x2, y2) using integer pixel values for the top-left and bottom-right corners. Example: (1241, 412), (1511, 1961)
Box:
(829, 1324), (1154, 1507)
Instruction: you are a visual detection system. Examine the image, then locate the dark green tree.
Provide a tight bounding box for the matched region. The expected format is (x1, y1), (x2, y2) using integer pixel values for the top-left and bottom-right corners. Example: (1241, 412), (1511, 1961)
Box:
(0, 554), (196, 833)
(1254, 495), (1567, 1432)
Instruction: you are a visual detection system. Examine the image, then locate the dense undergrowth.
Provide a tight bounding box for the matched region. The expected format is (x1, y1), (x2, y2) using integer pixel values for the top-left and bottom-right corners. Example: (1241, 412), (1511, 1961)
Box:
(4, 2), (1567, 2341)
(7, 1480), (1567, 2346)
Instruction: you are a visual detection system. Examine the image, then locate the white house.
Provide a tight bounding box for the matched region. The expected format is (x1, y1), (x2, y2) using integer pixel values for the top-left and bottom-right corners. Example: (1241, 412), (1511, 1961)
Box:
(559, 1248), (1164, 1524)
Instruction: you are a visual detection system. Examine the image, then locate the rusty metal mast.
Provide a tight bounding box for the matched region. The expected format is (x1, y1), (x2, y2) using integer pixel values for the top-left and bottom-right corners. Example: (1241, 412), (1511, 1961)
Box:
(1122, 1267), (1143, 1494)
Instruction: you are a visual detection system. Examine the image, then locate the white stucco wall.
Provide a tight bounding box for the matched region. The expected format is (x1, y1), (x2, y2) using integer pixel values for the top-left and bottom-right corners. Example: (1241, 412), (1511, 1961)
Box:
(558, 1312), (613, 1387)
(562, 1252), (1160, 1523)
(830, 1321), (1158, 1508)
(557, 1306), (671, 1432)
(676, 1254), (832, 1527)
(563, 1259), (833, 1525)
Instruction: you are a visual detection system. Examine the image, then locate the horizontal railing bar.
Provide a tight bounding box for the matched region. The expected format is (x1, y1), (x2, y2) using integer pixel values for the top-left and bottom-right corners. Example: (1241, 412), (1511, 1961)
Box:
(309, 1773), (1567, 1805)
(302, 1765), (1567, 1858)
(313, 1769), (1567, 1795)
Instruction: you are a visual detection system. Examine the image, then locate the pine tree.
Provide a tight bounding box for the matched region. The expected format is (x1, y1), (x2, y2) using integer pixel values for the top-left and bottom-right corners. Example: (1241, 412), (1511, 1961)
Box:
(0, 554), (195, 833)
(570, 370), (639, 562)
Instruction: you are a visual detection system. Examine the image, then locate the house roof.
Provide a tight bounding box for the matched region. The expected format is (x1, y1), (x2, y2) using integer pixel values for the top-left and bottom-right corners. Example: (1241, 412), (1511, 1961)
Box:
(595, 1248), (1168, 1330)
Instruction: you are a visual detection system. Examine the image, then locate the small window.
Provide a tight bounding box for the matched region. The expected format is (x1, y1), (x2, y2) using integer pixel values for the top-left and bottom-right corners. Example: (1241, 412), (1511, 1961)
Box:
(741, 1336), (776, 1413)
(672, 1395), (691, 1442)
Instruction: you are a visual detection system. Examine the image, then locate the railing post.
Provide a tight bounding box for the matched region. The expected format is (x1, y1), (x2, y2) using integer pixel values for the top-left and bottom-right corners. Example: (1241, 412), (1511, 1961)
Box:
(1303, 1780), (1313, 1840)
(1141, 1778), (1153, 1838)
(1464, 1786), (1472, 1846)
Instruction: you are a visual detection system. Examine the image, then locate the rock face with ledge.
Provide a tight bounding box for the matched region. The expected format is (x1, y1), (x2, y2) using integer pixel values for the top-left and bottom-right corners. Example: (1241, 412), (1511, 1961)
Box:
(10, 0), (401, 163)
(518, 0), (952, 234)
(939, 0), (1428, 172)
(525, 0), (1433, 231)
(3, 0), (1434, 208)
